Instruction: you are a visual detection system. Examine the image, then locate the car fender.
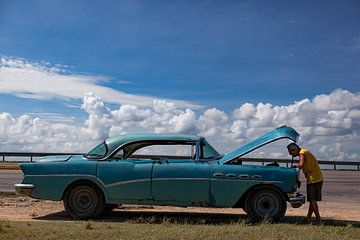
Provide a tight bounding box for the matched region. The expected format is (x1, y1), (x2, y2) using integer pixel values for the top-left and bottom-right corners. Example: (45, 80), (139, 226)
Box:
(233, 183), (287, 208)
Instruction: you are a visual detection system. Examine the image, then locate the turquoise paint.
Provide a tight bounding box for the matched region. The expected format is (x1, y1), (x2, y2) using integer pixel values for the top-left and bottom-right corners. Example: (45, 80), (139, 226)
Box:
(97, 159), (154, 200)
(22, 175), (104, 201)
(152, 160), (210, 206)
(209, 163), (297, 206)
(19, 155), (102, 201)
(17, 127), (302, 209)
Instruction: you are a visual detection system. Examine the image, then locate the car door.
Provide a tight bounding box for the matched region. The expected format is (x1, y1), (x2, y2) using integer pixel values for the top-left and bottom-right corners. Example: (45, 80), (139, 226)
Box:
(97, 148), (154, 202)
(150, 142), (210, 206)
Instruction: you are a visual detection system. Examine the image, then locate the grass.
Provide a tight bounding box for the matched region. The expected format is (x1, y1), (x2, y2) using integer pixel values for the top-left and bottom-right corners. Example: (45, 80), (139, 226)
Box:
(0, 216), (359, 240)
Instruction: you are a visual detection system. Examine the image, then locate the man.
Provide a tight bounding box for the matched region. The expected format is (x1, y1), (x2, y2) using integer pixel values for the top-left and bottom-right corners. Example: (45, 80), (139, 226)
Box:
(287, 143), (323, 224)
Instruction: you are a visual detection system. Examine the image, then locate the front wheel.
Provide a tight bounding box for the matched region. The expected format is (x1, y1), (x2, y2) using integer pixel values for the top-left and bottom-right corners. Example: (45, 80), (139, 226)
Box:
(64, 184), (105, 219)
(245, 188), (286, 222)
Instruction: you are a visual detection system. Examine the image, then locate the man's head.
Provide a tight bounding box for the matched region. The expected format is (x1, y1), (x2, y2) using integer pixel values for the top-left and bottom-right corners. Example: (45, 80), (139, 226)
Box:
(287, 143), (300, 157)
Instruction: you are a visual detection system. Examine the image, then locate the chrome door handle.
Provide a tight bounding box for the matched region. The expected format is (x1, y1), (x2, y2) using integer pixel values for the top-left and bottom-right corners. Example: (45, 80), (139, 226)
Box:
(239, 174), (249, 179)
(226, 174), (237, 179)
(213, 173), (223, 177)
(251, 175), (262, 180)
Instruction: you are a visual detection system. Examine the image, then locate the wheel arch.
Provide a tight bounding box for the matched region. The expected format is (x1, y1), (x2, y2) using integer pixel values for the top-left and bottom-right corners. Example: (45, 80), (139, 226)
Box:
(61, 179), (106, 203)
(233, 184), (287, 208)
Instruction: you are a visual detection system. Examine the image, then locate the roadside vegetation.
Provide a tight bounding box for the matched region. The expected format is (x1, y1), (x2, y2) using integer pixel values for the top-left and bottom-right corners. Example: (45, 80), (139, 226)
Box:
(0, 166), (20, 170)
(0, 216), (358, 240)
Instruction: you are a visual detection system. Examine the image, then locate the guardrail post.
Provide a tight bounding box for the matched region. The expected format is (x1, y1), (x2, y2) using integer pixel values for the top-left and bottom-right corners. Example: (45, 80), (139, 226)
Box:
(358, 164), (359, 171)
(30, 156), (33, 162)
(2, 156), (4, 162)
(334, 163), (336, 170)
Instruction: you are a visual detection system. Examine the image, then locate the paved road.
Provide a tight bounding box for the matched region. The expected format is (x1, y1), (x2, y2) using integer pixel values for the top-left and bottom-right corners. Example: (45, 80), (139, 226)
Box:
(0, 170), (22, 192)
(1, 170), (359, 203)
(299, 170), (360, 203)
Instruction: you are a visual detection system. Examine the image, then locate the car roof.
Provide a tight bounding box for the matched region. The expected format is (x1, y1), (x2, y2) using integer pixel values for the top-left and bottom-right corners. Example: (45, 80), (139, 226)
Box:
(105, 133), (202, 154)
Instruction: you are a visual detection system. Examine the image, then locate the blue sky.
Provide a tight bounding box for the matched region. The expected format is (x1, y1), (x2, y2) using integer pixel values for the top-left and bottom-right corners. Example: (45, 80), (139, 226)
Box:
(1, 0), (360, 115)
(0, 1), (360, 160)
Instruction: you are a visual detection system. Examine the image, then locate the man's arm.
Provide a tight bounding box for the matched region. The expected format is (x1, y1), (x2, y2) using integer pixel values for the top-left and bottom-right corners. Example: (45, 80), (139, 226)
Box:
(297, 153), (306, 169)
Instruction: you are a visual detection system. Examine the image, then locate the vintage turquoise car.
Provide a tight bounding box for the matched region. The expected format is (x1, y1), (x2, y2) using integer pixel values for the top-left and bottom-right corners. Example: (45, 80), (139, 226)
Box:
(15, 126), (305, 220)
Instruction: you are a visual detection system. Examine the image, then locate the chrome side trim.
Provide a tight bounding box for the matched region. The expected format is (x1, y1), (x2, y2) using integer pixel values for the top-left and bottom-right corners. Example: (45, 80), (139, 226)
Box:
(106, 179), (151, 188)
(153, 178), (209, 181)
(14, 184), (34, 196)
(24, 174), (283, 189)
(108, 178), (210, 188)
(210, 179), (283, 184)
(26, 174), (107, 187)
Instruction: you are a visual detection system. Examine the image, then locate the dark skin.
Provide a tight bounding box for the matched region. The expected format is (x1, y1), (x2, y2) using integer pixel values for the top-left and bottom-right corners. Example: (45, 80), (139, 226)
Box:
(288, 147), (322, 224)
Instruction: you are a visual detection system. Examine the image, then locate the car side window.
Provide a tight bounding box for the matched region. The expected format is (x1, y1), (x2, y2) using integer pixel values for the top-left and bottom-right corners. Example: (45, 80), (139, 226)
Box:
(127, 143), (196, 160)
(112, 149), (124, 159)
(201, 140), (220, 159)
(85, 141), (108, 159)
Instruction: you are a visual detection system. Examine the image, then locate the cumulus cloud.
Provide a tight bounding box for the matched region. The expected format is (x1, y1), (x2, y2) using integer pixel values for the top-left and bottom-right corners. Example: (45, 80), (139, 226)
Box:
(82, 93), (114, 140)
(312, 89), (360, 111)
(0, 88), (359, 161)
(0, 55), (200, 109)
(233, 103), (256, 120)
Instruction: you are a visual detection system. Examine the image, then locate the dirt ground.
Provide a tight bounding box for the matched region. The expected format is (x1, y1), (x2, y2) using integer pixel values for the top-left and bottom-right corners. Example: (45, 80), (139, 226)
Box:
(1, 193), (359, 224)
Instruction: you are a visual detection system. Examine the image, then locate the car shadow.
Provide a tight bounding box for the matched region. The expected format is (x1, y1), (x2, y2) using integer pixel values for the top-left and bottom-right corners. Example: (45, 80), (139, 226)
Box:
(34, 208), (360, 227)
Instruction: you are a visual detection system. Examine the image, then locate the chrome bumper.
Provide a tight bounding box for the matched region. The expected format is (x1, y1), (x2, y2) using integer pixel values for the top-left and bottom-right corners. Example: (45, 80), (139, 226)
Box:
(14, 184), (34, 196)
(289, 192), (305, 208)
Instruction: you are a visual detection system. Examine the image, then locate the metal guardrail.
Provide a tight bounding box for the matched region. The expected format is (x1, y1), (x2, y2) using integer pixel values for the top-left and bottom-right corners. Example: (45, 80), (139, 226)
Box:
(239, 157), (360, 171)
(0, 152), (83, 162)
(0, 152), (359, 170)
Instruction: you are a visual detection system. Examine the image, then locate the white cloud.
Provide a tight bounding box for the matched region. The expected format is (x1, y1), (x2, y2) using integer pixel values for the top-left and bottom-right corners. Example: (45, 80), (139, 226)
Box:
(169, 109), (198, 133)
(0, 71), (359, 161)
(81, 93), (114, 140)
(312, 89), (360, 111)
(251, 103), (275, 127)
(198, 108), (229, 138)
(233, 102), (256, 120)
(0, 56), (200, 109)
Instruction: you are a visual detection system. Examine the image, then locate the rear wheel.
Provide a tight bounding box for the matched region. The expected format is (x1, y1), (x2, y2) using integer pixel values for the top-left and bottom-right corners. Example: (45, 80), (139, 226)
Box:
(64, 184), (105, 219)
(245, 188), (286, 222)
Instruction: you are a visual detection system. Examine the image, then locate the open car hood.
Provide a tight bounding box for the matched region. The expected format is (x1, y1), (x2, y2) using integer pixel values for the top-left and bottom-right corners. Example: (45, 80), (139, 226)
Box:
(219, 126), (299, 164)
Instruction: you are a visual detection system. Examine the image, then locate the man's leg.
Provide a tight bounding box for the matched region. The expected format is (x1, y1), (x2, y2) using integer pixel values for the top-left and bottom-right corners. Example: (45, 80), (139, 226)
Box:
(307, 203), (314, 220)
(310, 200), (321, 223)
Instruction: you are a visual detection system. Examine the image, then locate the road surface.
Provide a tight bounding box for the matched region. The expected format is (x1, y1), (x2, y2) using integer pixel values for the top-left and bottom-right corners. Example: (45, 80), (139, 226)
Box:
(0, 170), (22, 192)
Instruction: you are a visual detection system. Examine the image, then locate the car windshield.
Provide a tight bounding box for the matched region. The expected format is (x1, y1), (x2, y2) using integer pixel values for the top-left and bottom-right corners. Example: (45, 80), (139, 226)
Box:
(84, 141), (108, 159)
